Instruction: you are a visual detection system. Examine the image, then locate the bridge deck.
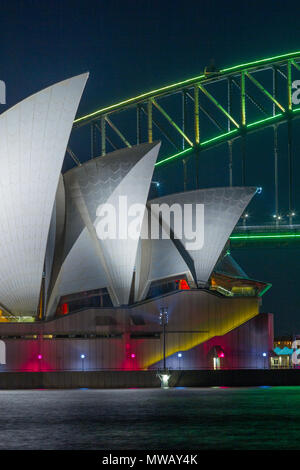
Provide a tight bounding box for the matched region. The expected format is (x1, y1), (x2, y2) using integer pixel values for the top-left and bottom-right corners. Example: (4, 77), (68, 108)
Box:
(231, 224), (300, 245)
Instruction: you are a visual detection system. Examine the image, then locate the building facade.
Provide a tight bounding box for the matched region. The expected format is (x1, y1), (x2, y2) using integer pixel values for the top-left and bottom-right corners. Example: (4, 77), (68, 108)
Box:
(0, 289), (273, 371)
(0, 75), (273, 371)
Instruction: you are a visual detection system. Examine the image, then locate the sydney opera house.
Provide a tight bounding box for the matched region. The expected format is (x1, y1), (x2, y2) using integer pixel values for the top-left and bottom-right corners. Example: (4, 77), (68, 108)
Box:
(0, 74), (273, 372)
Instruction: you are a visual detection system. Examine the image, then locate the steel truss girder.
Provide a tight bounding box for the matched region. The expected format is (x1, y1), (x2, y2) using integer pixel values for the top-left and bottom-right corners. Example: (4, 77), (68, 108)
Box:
(69, 51), (300, 226)
(151, 98), (193, 146)
(74, 50), (300, 128)
(245, 71), (285, 112)
(66, 146), (81, 167)
(140, 105), (180, 151)
(65, 51), (300, 240)
(72, 52), (300, 168)
(154, 109), (300, 167)
(231, 77), (268, 116)
(185, 89), (225, 131)
(105, 116), (131, 148)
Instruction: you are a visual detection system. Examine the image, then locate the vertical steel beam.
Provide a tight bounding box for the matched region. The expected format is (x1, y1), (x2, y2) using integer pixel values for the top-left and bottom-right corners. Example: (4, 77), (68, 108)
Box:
(182, 90), (188, 191)
(274, 125), (279, 225)
(136, 105), (141, 145)
(241, 136), (246, 186)
(287, 60), (293, 224)
(274, 125), (279, 224)
(241, 71), (246, 126)
(194, 85), (200, 144)
(288, 119), (293, 225)
(140, 105), (179, 150)
(90, 123), (95, 159)
(182, 90), (187, 150)
(273, 67), (279, 225)
(182, 160), (188, 192)
(228, 141), (233, 187)
(227, 77), (233, 187)
(241, 71), (246, 185)
(287, 59), (292, 111)
(101, 116), (106, 156)
(147, 100), (153, 143)
(194, 85), (200, 189)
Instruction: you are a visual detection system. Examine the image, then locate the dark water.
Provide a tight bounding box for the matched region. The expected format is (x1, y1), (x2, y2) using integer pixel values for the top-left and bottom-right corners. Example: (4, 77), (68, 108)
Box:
(0, 386), (299, 450)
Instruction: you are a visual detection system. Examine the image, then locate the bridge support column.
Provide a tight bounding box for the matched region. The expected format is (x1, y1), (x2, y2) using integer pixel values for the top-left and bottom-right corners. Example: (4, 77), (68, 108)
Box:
(273, 125), (279, 226)
(227, 78), (233, 187)
(228, 141), (233, 187)
(288, 118), (293, 225)
(182, 90), (188, 191)
(90, 123), (96, 159)
(240, 72), (246, 186)
(136, 105), (141, 145)
(101, 117), (106, 156)
(182, 159), (188, 192)
(287, 60), (294, 226)
(241, 133), (246, 186)
(194, 86), (200, 189)
(147, 100), (152, 143)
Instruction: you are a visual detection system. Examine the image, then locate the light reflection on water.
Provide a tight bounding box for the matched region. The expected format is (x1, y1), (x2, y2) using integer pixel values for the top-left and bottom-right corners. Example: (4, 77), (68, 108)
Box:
(0, 386), (299, 450)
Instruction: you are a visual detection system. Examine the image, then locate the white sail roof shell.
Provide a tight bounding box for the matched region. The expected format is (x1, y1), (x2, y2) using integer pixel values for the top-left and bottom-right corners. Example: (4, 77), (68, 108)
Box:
(0, 73), (88, 314)
(147, 187), (256, 287)
(46, 142), (161, 315)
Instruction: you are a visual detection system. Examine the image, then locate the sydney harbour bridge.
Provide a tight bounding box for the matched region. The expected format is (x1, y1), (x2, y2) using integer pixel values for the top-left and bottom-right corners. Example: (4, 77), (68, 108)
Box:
(68, 51), (300, 248)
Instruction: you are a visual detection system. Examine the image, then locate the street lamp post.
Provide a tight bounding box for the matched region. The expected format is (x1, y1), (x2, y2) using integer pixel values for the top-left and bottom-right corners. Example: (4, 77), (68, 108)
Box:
(37, 354), (42, 372)
(178, 352), (182, 370)
(157, 307), (170, 389)
(159, 307), (168, 371)
(81, 354), (85, 371)
(262, 352), (267, 369)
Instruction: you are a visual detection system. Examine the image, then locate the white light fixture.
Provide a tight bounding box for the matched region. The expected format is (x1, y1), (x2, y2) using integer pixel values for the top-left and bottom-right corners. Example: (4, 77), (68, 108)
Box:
(162, 374), (170, 388)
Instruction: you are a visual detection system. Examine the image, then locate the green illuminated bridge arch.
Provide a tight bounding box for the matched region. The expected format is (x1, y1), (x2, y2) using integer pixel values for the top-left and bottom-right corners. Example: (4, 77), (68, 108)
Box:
(70, 51), (300, 242)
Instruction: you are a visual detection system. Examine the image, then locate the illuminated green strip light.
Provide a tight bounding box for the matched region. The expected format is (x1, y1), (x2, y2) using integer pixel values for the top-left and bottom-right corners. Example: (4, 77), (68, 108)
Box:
(75, 50), (300, 124)
(246, 113), (283, 128)
(74, 75), (206, 124)
(258, 284), (272, 297)
(155, 147), (193, 167)
(230, 233), (300, 241)
(220, 50), (300, 74)
(155, 108), (300, 167)
(155, 129), (239, 167)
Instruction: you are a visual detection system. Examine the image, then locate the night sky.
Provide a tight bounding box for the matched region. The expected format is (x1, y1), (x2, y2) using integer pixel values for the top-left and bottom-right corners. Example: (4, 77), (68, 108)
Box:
(0, 0), (299, 335)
